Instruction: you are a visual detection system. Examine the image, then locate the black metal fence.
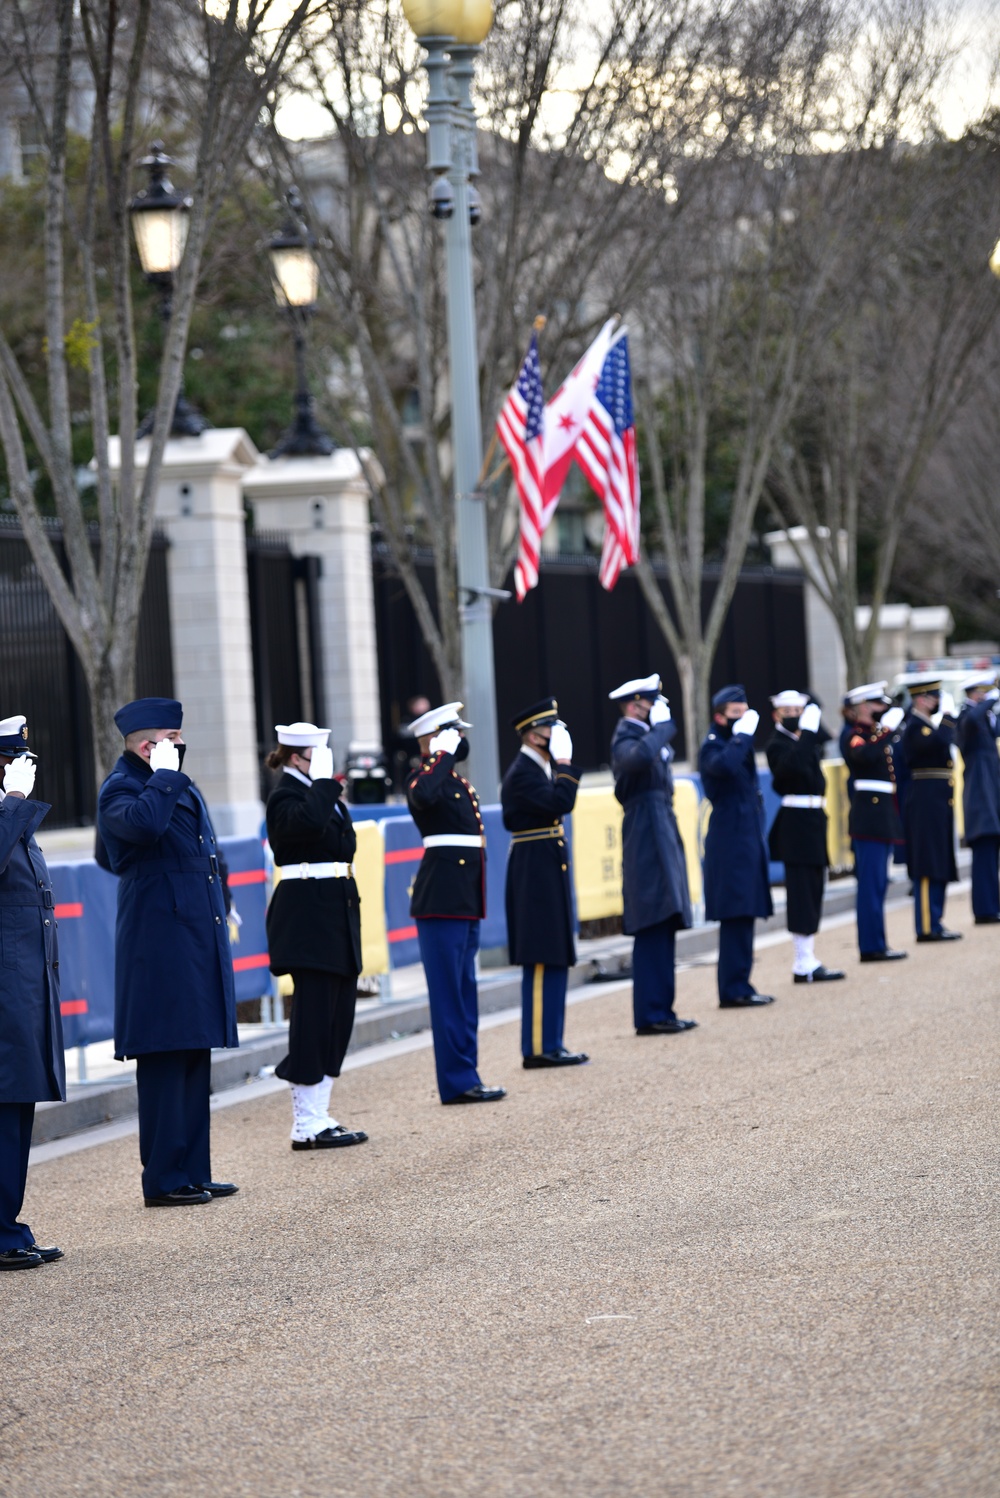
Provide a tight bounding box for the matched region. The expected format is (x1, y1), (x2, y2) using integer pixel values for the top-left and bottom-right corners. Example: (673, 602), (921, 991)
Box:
(373, 549), (809, 768)
(0, 518), (174, 826)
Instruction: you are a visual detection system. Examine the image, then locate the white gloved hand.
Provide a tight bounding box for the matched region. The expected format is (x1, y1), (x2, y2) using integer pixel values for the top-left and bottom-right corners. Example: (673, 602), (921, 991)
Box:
(798, 702), (821, 735)
(939, 691), (957, 720)
(308, 743), (334, 781)
(648, 695), (671, 726)
(149, 738), (180, 773)
(985, 687), (999, 703)
(3, 755), (36, 797)
(430, 727), (462, 757)
(880, 706), (905, 732)
(733, 709), (759, 737)
(548, 723), (573, 762)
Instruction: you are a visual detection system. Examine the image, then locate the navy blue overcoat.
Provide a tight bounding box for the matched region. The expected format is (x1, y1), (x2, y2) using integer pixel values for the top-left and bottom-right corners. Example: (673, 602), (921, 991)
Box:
(501, 749), (580, 966)
(0, 795), (65, 1104)
(698, 730), (774, 921)
(957, 700), (1000, 843)
(97, 753), (237, 1059)
(899, 716), (957, 883)
(611, 718), (692, 935)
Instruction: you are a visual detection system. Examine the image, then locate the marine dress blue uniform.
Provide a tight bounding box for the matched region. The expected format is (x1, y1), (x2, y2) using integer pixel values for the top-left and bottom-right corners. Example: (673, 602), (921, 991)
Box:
(0, 720), (65, 1264)
(841, 691), (906, 960)
(405, 704), (504, 1104)
(97, 699), (237, 1204)
(699, 691), (774, 1006)
(501, 704), (583, 1062)
(956, 684), (1000, 922)
(610, 705), (692, 1030)
(899, 693), (959, 940)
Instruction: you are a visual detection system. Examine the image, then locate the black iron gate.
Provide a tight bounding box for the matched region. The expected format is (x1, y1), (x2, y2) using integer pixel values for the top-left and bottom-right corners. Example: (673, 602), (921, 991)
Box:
(246, 534), (325, 791)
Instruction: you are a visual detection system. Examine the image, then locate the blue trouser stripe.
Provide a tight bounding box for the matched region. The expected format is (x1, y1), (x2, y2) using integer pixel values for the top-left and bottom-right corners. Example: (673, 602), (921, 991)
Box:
(0, 1102), (35, 1249)
(718, 916), (756, 1002)
(416, 918), (482, 1102)
(971, 838), (1000, 919)
(854, 839), (890, 955)
(135, 1049), (212, 1199)
(520, 965), (569, 1056)
(631, 922), (677, 1027)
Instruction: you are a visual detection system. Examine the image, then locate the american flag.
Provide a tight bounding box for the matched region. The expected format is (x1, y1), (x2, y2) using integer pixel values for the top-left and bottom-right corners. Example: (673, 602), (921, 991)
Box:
(573, 329), (640, 590)
(496, 332), (547, 601)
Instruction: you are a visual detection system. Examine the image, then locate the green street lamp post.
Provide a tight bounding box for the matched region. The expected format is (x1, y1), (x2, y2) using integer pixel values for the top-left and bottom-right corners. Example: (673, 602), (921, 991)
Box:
(401, 0), (502, 795)
(266, 190), (336, 459)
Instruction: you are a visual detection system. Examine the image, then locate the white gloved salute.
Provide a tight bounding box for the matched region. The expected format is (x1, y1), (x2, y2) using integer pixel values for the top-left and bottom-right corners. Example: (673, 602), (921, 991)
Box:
(938, 691), (957, 720)
(880, 706), (905, 732)
(733, 709), (759, 737)
(648, 695), (671, 726)
(548, 723), (573, 762)
(3, 755), (36, 798)
(308, 743), (334, 781)
(430, 727), (462, 758)
(149, 738), (180, 773)
(798, 703), (822, 735)
(985, 687), (1000, 703)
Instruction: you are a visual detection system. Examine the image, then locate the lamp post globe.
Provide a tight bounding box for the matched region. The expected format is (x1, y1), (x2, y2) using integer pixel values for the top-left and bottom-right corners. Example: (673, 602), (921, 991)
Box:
(990, 236), (1000, 280)
(401, 0), (493, 42)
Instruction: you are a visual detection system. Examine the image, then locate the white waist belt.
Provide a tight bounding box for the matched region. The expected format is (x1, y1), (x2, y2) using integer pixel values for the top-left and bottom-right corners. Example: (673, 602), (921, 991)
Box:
(278, 861), (353, 880)
(781, 795), (826, 809)
(422, 834), (484, 849)
(854, 780), (895, 793)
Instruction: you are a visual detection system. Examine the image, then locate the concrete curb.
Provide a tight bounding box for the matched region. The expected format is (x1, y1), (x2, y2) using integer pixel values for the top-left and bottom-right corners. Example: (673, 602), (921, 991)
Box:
(31, 866), (926, 1146)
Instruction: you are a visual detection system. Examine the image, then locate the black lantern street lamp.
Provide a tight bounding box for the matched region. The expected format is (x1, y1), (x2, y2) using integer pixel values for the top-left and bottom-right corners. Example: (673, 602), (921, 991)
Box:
(129, 142), (209, 438)
(267, 190), (335, 459)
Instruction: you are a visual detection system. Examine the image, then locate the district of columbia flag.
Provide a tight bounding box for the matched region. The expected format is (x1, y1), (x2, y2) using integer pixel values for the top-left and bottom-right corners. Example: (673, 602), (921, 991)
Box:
(574, 328), (641, 590)
(541, 317), (618, 511)
(496, 332), (546, 600)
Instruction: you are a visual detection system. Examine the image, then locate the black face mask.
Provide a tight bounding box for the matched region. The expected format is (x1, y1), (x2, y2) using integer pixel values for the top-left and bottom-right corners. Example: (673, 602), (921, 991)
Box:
(454, 736), (470, 762)
(176, 742), (187, 770)
(782, 716), (800, 734)
(716, 719), (735, 740)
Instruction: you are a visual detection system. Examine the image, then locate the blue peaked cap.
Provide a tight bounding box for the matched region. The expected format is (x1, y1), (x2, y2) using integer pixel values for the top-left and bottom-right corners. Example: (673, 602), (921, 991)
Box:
(114, 697), (183, 737)
(712, 684), (748, 710)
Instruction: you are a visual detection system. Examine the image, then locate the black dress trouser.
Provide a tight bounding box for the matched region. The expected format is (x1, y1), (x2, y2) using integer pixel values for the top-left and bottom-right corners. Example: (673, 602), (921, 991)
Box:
(275, 968), (358, 1086)
(0, 1102), (36, 1249)
(135, 1049), (212, 1200)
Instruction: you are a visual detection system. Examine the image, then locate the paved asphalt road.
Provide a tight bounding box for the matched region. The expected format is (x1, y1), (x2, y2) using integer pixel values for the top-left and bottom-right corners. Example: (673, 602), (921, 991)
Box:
(3, 894), (997, 1498)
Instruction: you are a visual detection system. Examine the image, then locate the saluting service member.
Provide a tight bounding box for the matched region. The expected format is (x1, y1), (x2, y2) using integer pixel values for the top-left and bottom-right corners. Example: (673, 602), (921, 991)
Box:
(0, 717), (65, 1270)
(265, 722), (368, 1150)
(610, 675), (696, 1035)
(699, 686), (775, 1008)
(97, 698), (239, 1207)
(899, 677), (962, 943)
(956, 672), (1000, 925)
(406, 702), (506, 1105)
(841, 683), (907, 961)
(765, 691), (844, 985)
(501, 698), (588, 1067)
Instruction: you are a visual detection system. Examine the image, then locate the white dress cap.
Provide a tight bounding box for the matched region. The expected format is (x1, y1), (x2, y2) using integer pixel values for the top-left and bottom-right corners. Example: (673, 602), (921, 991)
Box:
(275, 721), (331, 748)
(962, 670), (997, 692)
(408, 701), (472, 738)
(0, 715), (28, 738)
(770, 689), (809, 709)
(608, 673), (661, 701)
(844, 681), (890, 706)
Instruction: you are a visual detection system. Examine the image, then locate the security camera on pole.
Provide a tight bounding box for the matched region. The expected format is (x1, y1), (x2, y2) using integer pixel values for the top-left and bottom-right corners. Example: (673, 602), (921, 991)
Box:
(402, 0), (501, 795)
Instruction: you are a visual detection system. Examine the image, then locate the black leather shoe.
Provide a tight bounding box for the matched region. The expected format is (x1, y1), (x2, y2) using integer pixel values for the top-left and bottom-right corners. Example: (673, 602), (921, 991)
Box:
(974, 914), (1000, 924)
(523, 1048), (590, 1067)
(916, 929), (962, 942)
(144, 1186), (212, 1207)
(0, 1248), (42, 1270)
(194, 1182), (239, 1197)
(860, 949), (908, 962)
(28, 1243), (64, 1263)
(442, 1084), (507, 1104)
(636, 1018), (698, 1034)
(793, 965), (846, 983)
(291, 1126), (368, 1150)
(719, 993), (775, 1008)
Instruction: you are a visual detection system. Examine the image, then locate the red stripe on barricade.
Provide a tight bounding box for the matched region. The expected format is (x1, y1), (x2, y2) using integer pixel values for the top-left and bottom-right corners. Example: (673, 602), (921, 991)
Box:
(388, 924), (418, 943)
(227, 869), (266, 886)
(232, 952), (270, 972)
(60, 999), (88, 1016)
(55, 902), (83, 918)
(385, 848), (423, 865)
